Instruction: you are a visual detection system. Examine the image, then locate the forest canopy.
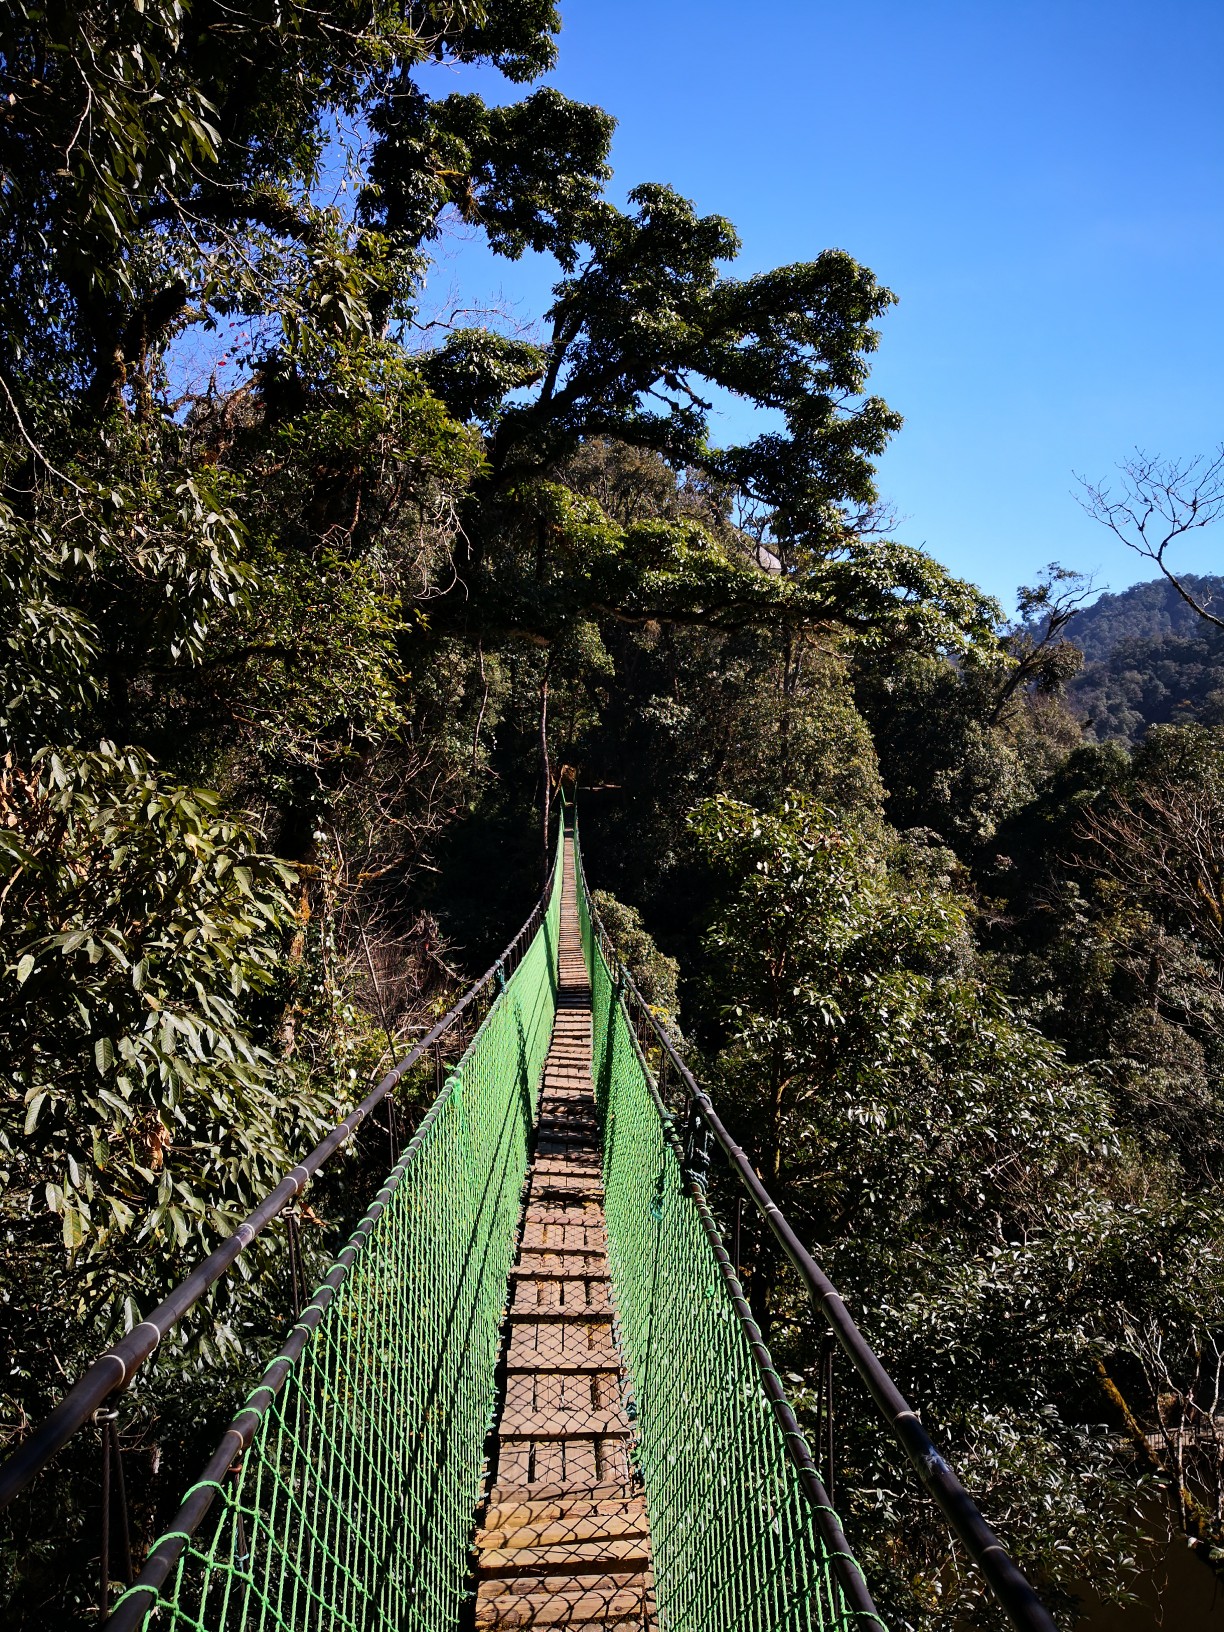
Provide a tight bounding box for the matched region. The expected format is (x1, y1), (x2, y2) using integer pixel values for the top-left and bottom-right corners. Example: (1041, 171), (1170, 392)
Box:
(3, 3), (1224, 1628)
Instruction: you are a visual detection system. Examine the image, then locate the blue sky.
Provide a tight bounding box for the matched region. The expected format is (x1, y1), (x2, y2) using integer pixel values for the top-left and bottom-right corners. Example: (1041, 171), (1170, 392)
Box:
(416, 0), (1224, 614)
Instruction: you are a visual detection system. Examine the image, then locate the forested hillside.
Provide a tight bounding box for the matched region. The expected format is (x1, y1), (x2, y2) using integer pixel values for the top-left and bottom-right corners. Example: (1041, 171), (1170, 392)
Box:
(1064, 574), (1224, 662)
(3, 4), (1224, 1628)
(1057, 575), (1224, 744)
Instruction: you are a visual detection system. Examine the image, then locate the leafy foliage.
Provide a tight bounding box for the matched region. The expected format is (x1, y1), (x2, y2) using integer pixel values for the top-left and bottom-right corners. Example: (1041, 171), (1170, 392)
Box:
(3, 0), (1219, 1623)
(684, 795), (1151, 1626)
(588, 889), (679, 1022)
(1073, 627), (1224, 744)
(1, 744), (309, 1272)
(1052, 573), (1224, 664)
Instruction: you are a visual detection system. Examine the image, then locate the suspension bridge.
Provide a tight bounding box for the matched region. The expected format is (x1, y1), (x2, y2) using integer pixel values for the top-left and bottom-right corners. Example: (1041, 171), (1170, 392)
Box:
(0, 812), (1057, 1631)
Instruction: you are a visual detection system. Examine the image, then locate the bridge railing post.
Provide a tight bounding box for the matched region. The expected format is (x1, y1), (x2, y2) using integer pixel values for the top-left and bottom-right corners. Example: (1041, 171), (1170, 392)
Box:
(231, 1451), (250, 1573)
(285, 1207), (304, 1322)
(814, 1331), (836, 1507)
(683, 1100), (713, 1192)
(97, 1407), (132, 1623)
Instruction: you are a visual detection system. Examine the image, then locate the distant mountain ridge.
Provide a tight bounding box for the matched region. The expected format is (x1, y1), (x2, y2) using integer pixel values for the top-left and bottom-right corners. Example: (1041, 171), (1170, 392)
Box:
(1054, 574), (1224, 744)
(1063, 573), (1224, 663)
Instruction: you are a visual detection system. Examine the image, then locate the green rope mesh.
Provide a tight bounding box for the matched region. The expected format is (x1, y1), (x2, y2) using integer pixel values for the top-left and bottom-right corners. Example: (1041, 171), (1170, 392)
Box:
(115, 817), (878, 1632)
(574, 831), (874, 1632)
(118, 845), (564, 1632)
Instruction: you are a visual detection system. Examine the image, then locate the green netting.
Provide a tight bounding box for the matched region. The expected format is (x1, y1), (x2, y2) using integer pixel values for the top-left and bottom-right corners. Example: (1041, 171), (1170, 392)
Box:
(119, 841), (564, 1632)
(574, 833), (877, 1632)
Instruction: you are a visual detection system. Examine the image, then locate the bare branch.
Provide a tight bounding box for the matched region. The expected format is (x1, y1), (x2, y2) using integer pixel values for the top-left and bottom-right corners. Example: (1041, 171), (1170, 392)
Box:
(1078, 774), (1224, 964)
(1075, 448), (1224, 629)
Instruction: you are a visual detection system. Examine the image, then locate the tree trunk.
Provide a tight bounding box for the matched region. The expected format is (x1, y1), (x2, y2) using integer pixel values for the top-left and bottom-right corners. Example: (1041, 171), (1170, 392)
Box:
(1094, 1357), (1224, 1579)
(748, 1054), (787, 1340)
(780, 627), (793, 787)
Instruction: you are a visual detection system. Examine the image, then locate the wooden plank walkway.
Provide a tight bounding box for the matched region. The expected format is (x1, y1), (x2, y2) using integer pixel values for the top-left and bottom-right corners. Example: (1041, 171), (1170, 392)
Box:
(473, 836), (656, 1631)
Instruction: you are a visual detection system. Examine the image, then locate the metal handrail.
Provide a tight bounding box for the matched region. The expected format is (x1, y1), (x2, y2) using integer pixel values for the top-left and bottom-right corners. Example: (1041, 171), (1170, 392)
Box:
(107, 1028), (508, 1630)
(0, 838), (562, 1512)
(572, 824), (1058, 1632)
(594, 923), (884, 1626)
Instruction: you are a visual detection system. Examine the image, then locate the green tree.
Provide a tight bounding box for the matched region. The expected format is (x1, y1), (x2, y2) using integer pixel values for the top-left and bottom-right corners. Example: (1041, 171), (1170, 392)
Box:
(854, 568), (1087, 855)
(686, 794), (1148, 1627)
(987, 726), (1224, 1186)
(0, 0), (1125, 1620)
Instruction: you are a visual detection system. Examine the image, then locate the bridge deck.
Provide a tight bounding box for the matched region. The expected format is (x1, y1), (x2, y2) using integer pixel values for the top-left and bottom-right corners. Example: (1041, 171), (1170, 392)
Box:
(473, 836), (656, 1631)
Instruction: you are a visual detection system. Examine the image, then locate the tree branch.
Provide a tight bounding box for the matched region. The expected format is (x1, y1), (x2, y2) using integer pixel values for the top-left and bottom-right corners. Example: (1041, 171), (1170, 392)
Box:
(1076, 449), (1224, 630)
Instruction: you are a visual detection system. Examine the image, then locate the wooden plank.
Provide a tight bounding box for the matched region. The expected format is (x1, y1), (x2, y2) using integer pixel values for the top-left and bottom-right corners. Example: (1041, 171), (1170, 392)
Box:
(561, 1439), (599, 1486)
(506, 1309), (614, 1327)
(507, 1320), (617, 1361)
(505, 1357), (617, 1376)
(590, 1438), (630, 1488)
(495, 1444), (534, 1487)
(511, 1283), (613, 1317)
(477, 1539), (651, 1574)
(531, 1441), (565, 1485)
(504, 1375), (537, 1415)
(524, 1218), (607, 1241)
(524, 1203), (605, 1224)
(478, 1512), (649, 1551)
(512, 1253), (609, 1277)
(534, 1373), (565, 1415)
(520, 1223), (606, 1251)
(477, 1570), (649, 1598)
(482, 1497), (647, 1530)
(507, 1321), (617, 1358)
(513, 1279), (558, 1313)
(474, 1587), (648, 1626)
(528, 1185), (604, 1202)
(498, 1413), (629, 1441)
(529, 1181), (605, 1201)
(521, 1386), (609, 1415)
(487, 1480), (632, 1506)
